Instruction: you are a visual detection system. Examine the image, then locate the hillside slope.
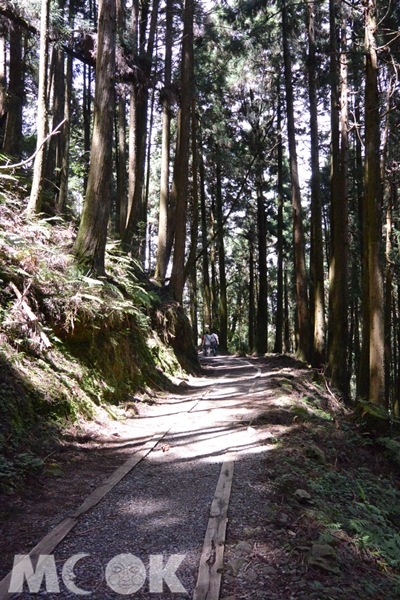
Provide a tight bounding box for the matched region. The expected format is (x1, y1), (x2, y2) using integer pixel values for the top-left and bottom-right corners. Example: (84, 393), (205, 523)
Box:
(0, 195), (199, 492)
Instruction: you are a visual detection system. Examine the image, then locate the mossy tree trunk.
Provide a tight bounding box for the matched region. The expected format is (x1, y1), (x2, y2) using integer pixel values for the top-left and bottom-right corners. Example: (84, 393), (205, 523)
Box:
(73, 0), (116, 275)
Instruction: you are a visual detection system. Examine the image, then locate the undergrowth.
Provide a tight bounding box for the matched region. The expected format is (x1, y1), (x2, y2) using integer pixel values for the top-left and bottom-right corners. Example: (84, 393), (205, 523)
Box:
(0, 193), (193, 492)
(260, 369), (400, 599)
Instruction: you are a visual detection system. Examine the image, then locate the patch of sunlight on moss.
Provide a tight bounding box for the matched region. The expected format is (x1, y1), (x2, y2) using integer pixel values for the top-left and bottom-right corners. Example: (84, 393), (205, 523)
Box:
(147, 332), (182, 377)
(271, 395), (294, 407)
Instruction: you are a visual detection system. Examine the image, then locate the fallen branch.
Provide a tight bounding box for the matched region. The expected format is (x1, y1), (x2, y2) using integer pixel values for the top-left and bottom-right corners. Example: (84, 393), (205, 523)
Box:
(0, 118), (67, 171)
(9, 282), (52, 349)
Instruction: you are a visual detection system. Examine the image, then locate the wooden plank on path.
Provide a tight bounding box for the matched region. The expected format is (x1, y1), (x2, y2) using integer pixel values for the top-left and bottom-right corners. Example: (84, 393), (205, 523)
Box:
(193, 460), (234, 600)
(0, 430), (168, 600)
(209, 461), (234, 518)
(0, 517), (77, 600)
(72, 430), (167, 517)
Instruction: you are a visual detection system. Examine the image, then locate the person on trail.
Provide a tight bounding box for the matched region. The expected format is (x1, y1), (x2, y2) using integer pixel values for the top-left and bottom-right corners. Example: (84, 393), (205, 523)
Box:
(202, 331), (211, 356)
(210, 332), (219, 356)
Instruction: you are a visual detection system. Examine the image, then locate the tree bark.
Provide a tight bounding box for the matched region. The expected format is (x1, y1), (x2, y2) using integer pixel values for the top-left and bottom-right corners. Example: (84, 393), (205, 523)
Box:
(155, 0), (173, 282)
(274, 91), (284, 354)
(256, 170), (268, 355)
(3, 23), (24, 158)
(327, 0), (349, 395)
(44, 33), (66, 213)
(0, 34), (6, 146)
(169, 0), (194, 302)
(249, 238), (255, 353)
(363, 0), (384, 404)
(183, 95), (199, 282)
(283, 262), (290, 353)
(73, 0), (116, 275)
(382, 78), (393, 409)
(216, 159), (228, 352)
(307, 0), (325, 368)
(115, 0), (127, 235)
(124, 0), (159, 257)
(58, 47), (72, 213)
(27, 0), (50, 214)
(281, 0), (311, 363)
(200, 146), (211, 328)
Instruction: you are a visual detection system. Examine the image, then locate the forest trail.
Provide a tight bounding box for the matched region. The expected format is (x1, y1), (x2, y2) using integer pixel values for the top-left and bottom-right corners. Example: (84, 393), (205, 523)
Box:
(1, 355), (400, 600)
(0, 355), (276, 600)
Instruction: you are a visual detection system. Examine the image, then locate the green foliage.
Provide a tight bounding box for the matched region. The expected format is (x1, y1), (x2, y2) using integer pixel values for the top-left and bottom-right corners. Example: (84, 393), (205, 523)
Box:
(0, 452), (44, 492)
(0, 195), (194, 492)
(377, 437), (400, 467)
(308, 467), (400, 570)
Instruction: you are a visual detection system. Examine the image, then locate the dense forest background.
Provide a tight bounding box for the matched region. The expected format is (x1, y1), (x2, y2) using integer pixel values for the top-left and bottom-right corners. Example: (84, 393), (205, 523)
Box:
(1, 0), (400, 414)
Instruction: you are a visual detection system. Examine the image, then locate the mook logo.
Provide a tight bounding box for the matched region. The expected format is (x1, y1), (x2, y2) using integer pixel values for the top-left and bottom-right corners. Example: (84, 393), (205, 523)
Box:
(9, 553), (187, 595)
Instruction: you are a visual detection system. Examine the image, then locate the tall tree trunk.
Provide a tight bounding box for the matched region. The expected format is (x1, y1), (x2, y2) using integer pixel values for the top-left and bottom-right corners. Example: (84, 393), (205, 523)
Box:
(27, 0), (50, 214)
(142, 84), (156, 266)
(0, 35), (6, 146)
(169, 0), (193, 302)
(200, 147), (211, 328)
(58, 48), (72, 213)
(58, 0), (74, 213)
(256, 170), (268, 355)
(44, 39), (66, 213)
(307, 0), (325, 367)
(73, 0), (116, 275)
(382, 79), (393, 409)
(155, 0), (173, 282)
(126, 0), (138, 234)
(3, 24), (23, 158)
(249, 238), (255, 353)
(363, 0), (384, 405)
(283, 263), (290, 353)
(115, 0), (127, 235)
(185, 99), (199, 340)
(211, 196), (218, 329)
(274, 91), (284, 354)
(124, 0), (159, 257)
(328, 0), (349, 395)
(281, 0), (311, 362)
(188, 268), (198, 344)
(183, 96), (199, 282)
(216, 159), (228, 352)
(82, 63), (92, 191)
(384, 186), (392, 409)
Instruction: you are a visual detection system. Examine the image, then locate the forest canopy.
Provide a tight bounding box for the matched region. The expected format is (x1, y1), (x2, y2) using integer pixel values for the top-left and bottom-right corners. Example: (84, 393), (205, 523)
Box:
(1, 0), (400, 413)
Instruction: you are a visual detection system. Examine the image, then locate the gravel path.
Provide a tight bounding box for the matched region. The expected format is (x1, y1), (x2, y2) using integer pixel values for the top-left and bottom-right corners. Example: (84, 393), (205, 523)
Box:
(6, 356), (274, 600)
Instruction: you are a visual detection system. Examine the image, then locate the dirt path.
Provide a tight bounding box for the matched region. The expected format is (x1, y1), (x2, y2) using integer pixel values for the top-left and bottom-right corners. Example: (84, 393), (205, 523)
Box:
(0, 355), (279, 598)
(1, 355), (400, 600)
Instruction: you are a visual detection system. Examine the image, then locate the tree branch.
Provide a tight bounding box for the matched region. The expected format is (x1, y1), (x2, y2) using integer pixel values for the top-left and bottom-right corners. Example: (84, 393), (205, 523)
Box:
(0, 119), (67, 170)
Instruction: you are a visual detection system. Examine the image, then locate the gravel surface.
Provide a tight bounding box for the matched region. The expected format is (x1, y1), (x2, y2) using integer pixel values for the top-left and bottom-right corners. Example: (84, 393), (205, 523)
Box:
(7, 356), (269, 600)
(5, 355), (399, 600)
